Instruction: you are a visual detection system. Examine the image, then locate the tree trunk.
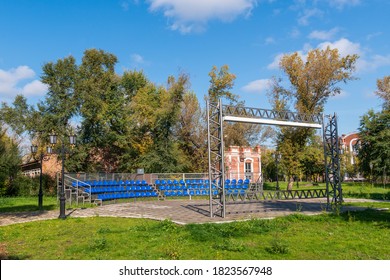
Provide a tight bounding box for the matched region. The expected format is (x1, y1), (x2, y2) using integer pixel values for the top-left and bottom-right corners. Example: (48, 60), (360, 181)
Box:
(287, 177), (293, 191)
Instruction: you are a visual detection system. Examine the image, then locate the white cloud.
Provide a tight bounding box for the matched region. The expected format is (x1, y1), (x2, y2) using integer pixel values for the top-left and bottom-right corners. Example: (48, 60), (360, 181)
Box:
(265, 37), (276, 45)
(147, 0), (258, 33)
(308, 28), (339, 40)
(317, 38), (362, 57)
(267, 37), (390, 73)
(130, 53), (150, 68)
(329, 0), (361, 9)
(329, 89), (348, 100)
(0, 66), (47, 100)
(358, 54), (390, 72)
(131, 53), (145, 64)
(242, 79), (271, 93)
(22, 80), (48, 97)
(298, 8), (323, 26)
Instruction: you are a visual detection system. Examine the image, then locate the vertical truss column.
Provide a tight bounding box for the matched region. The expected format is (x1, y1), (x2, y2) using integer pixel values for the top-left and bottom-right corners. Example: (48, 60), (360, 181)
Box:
(323, 113), (343, 210)
(207, 99), (226, 218)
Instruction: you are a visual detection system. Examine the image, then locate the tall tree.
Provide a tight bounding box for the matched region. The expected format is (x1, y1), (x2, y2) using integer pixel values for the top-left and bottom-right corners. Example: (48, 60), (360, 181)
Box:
(375, 75), (390, 109)
(76, 49), (126, 172)
(208, 65), (238, 103)
(130, 73), (191, 173)
(269, 47), (358, 185)
(175, 92), (207, 172)
(358, 76), (390, 181)
(40, 55), (78, 131)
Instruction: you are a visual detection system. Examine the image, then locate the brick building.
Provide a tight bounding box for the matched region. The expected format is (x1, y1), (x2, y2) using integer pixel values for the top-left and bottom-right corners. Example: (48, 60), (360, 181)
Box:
(225, 146), (262, 182)
(21, 155), (61, 178)
(341, 132), (360, 165)
(340, 132), (362, 181)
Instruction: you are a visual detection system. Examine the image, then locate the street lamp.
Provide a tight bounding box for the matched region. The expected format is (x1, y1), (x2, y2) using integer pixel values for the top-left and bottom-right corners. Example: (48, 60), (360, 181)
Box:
(273, 152), (282, 191)
(47, 131), (76, 219)
(30, 144), (51, 210)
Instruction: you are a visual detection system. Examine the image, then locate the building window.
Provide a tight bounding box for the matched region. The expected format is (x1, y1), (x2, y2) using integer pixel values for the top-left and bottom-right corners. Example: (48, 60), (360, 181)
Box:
(245, 161), (252, 179)
(245, 162), (252, 173)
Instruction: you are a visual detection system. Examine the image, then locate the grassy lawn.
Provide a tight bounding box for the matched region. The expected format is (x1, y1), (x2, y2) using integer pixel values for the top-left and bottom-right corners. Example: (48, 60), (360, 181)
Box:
(263, 181), (390, 200)
(0, 196), (58, 213)
(1, 205), (389, 260)
(1, 183), (389, 260)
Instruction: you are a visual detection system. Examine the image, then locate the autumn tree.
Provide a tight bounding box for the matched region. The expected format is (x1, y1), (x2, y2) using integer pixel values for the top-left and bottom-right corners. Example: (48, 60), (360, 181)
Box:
(269, 47), (358, 186)
(375, 75), (390, 109)
(128, 73), (191, 173)
(208, 65), (238, 104)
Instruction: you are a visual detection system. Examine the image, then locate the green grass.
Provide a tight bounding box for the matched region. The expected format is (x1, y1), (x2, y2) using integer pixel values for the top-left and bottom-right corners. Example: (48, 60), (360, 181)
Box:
(0, 196), (58, 213)
(1, 207), (389, 260)
(263, 181), (390, 200)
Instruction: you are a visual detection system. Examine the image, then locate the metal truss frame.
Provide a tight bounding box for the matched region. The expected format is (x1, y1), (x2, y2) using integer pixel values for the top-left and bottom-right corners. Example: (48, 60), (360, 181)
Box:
(322, 114), (343, 209)
(206, 100), (226, 218)
(207, 99), (342, 218)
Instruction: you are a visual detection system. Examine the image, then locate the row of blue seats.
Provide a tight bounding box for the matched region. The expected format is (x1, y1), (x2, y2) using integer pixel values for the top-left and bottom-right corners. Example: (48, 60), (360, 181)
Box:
(155, 179), (250, 187)
(97, 191), (158, 201)
(164, 189), (246, 197)
(85, 185), (154, 194)
(72, 180), (149, 188)
(158, 184), (249, 191)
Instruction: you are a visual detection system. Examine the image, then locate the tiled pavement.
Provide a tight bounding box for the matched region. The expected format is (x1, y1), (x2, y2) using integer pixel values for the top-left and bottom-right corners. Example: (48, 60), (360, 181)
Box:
(0, 198), (373, 226)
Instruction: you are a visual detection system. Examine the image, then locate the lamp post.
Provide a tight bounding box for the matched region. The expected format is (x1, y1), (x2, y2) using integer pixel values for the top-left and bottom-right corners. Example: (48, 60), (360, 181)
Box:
(369, 162), (373, 188)
(47, 132), (76, 219)
(30, 145), (51, 210)
(273, 152), (282, 191)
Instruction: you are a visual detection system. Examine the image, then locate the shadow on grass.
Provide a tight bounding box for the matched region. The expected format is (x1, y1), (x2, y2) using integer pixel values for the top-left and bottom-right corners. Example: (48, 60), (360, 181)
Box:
(344, 191), (390, 200)
(0, 204), (56, 213)
(338, 208), (390, 229)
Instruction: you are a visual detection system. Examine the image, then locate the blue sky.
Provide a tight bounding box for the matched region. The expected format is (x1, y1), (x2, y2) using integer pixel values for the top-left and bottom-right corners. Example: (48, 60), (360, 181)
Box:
(1, 0), (389, 135)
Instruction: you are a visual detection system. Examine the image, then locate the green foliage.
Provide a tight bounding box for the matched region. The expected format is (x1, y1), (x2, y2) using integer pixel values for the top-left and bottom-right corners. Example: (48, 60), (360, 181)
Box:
(269, 47), (358, 178)
(265, 236), (290, 255)
(358, 108), (390, 180)
(208, 65), (238, 103)
(0, 130), (21, 196)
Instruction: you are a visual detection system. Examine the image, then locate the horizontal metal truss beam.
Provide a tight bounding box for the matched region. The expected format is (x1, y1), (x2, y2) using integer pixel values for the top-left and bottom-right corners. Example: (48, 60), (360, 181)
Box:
(226, 189), (327, 202)
(222, 105), (322, 126)
(223, 116), (322, 129)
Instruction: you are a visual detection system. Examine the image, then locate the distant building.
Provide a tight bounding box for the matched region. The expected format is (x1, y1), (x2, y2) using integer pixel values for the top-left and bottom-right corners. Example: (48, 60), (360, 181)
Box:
(341, 132), (360, 165)
(21, 155), (61, 178)
(225, 146), (262, 182)
(340, 132), (362, 181)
